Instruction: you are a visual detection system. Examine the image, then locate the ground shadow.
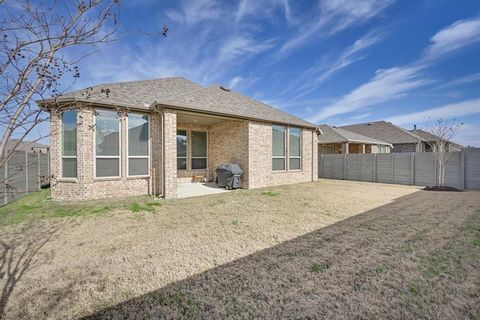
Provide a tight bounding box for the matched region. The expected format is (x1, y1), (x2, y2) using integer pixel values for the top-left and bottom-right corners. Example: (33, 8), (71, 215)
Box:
(81, 191), (480, 319)
(0, 224), (58, 318)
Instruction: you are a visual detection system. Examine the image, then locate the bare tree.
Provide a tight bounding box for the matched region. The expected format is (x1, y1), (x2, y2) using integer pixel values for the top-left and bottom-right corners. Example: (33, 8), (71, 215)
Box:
(0, 0), (125, 167)
(422, 119), (463, 187)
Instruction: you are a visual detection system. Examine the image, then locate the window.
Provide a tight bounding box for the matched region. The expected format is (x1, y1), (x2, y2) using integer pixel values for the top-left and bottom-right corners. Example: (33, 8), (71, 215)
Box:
(191, 131), (207, 169)
(62, 110), (77, 178)
(128, 113), (149, 176)
(95, 110), (120, 177)
(177, 130), (187, 170)
(289, 127), (302, 170)
(272, 125), (286, 171)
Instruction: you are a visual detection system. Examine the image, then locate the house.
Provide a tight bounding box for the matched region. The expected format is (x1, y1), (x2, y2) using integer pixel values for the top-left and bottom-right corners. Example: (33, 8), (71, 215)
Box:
(339, 121), (463, 153)
(6, 139), (49, 154)
(38, 77), (319, 201)
(318, 125), (392, 154)
(409, 128), (463, 152)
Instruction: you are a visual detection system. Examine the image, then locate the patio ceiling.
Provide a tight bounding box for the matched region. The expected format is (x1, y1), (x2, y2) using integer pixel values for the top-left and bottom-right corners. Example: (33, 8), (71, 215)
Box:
(177, 112), (236, 126)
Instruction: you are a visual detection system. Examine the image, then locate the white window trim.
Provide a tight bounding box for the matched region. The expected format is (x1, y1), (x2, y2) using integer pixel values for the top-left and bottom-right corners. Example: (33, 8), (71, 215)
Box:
(61, 110), (77, 179)
(288, 127), (303, 171)
(272, 125), (287, 172)
(190, 129), (208, 170)
(126, 113), (151, 178)
(94, 109), (121, 179)
(177, 128), (188, 171)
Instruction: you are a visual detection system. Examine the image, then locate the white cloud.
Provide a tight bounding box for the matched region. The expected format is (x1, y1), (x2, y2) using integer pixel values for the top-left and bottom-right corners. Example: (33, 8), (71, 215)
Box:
(291, 31), (385, 97)
(425, 16), (480, 59)
(309, 65), (429, 123)
(455, 124), (480, 147)
(228, 76), (243, 89)
(218, 36), (274, 64)
(385, 98), (480, 125)
(436, 71), (480, 89)
(280, 0), (394, 54)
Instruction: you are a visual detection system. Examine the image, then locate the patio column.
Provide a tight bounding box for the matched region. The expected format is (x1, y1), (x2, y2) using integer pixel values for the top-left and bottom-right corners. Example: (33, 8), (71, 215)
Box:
(162, 109), (177, 199)
(362, 144), (366, 154)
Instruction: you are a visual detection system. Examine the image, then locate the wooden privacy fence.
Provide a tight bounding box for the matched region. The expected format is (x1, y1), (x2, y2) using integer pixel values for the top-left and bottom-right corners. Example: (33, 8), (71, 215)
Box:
(318, 149), (480, 190)
(0, 150), (50, 206)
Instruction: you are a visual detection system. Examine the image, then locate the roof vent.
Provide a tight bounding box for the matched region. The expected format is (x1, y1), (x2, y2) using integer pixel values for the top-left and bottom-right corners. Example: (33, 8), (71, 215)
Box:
(220, 86), (231, 92)
(366, 123), (372, 126)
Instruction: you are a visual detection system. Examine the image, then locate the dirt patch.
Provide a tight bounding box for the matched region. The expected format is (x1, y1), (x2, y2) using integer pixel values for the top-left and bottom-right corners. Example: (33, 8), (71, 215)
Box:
(422, 185), (462, 192)
(1, 180), (478, 319)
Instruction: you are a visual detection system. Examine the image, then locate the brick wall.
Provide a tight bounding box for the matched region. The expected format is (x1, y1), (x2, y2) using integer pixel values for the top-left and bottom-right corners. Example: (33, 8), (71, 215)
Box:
(247, 121), (317, 189)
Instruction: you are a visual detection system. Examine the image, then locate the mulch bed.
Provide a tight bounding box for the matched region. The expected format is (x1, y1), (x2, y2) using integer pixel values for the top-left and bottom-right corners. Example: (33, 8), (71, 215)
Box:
(422, 186), (462, 192)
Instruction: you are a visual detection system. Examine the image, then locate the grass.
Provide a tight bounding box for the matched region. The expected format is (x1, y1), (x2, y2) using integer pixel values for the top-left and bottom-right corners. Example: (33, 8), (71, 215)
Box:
(310, 262), (329, 273)
(0, 189), (163, 228)
(261, 190), (281, 197)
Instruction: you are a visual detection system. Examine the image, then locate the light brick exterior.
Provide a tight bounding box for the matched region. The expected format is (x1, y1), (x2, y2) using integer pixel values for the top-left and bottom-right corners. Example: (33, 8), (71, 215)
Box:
(50, 106), (318, 201)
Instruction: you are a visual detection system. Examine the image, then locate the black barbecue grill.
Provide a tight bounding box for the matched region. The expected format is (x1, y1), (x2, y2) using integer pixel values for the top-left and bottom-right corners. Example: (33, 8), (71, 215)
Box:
(215, 164), (243, 189)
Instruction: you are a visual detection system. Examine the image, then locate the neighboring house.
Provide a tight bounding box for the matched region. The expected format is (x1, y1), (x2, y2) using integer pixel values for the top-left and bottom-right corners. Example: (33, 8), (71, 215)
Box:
(37, 77), (319, 201)
(409, 128), (463, 152)
(318, 125), (392, 154)
(5, 139), (49, 154)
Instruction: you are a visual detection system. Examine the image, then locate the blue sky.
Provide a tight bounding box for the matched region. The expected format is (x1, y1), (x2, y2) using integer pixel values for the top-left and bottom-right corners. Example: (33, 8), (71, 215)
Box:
(70, 0), (480, 146)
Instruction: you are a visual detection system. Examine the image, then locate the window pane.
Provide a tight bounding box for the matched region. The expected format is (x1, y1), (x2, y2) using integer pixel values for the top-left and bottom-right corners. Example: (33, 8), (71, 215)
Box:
(272, 158), (285, 171)
(128, 114), (149, 156)
(177, 158), (187, 170)
(62, 111), (77, 157)
(192, 131), (207, 157)
(289, 158), (301, 170)
(96, 110), (120, 156)
(272, 125), (285, 157)
(192, 158), (207, 169)
(62, 158), (77, 178)
(96, 158), (119, 177)
(177, 130), (187, 157)
(129, 158), (148, 176)
(289, 128), (301, 157)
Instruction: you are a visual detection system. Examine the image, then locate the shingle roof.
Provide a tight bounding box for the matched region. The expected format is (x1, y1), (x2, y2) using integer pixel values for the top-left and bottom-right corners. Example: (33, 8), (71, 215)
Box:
(318, 125), (392, 145)
(39, 77), (316, 128)
(410, 129), (464, 150)
(340, 121), (420, 144)
(6, 139), (49, 152)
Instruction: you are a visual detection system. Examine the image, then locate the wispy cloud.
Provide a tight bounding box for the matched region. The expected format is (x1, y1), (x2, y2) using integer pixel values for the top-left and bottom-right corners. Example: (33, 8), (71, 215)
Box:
(385, 98), (480, 125)
(166, 0), (223, 26)
(280, 0), (394, 54)
(290, 31), (385, 97)
(424, 16), (480, 60)
(310, 16), (480, 123)
(436, 71), (480, 89)
(309, 65), (429, 123)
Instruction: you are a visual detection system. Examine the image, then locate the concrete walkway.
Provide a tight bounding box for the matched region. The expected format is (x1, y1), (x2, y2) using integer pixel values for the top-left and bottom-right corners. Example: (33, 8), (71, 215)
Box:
(177, 182), (231, 198)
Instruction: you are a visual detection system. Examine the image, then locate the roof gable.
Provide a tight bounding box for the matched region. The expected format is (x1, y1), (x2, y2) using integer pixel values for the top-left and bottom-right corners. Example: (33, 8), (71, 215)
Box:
(318, 124), (391, 145)
(340, 121), (420, 144)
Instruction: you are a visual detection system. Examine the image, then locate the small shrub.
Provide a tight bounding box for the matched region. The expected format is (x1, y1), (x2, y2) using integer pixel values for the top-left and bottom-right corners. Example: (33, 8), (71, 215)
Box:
(232, 219), (240, 226)
(311, 262), (329, 273)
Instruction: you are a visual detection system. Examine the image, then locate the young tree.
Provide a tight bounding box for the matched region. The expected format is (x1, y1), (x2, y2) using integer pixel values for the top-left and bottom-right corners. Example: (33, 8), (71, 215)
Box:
(0, 0), (124, 167)
(422, 119), (463, 187)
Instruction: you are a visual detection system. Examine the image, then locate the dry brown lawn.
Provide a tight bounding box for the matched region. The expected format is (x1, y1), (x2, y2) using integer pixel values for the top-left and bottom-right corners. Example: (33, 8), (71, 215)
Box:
(0, 179), (479, 319)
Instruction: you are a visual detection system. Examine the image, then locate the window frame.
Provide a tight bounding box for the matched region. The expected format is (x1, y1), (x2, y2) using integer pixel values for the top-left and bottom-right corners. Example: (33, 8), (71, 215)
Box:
(287, 127), (302, 171)
(127, 112), (151, 177)
(190, 130), (208, 170)
(94, 109), (121, 179)
(61, 110), (78, 179)
(176, 129), (188, 171)
(272, 125), (287, 172)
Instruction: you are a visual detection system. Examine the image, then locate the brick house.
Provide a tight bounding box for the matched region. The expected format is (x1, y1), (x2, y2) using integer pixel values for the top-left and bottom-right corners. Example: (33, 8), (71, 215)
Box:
(318, 125), (392, 154)
(38, 77), (319, 201)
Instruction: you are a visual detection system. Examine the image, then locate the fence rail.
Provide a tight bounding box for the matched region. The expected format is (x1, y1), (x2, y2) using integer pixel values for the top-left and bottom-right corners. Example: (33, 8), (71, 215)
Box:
(318, 150), (480, 190)
(1, 150), (50, 206)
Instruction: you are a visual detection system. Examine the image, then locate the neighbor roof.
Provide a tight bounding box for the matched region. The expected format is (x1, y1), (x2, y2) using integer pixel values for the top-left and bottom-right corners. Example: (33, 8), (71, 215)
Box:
(410, 129), (464, 150)
(318, 125), (392, 146)
(6, 139), (49, 152)
(340, 121), (420, 144)
(38, 77), (316, 128)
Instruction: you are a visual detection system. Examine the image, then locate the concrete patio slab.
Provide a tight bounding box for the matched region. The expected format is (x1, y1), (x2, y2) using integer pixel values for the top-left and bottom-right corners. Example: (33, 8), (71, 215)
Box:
(177, 182), (231, 198)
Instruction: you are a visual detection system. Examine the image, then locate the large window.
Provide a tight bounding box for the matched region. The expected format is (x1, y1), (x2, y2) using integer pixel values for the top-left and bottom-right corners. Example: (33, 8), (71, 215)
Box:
(191, 131), (207, 169)
(62, 111), (77, 178)
(95, 110), (120, 178)
(272, 125), (286, 171)
(289, 127), (302, 170)
(177, 130), (187, 170)
(128, 113), (149, 176)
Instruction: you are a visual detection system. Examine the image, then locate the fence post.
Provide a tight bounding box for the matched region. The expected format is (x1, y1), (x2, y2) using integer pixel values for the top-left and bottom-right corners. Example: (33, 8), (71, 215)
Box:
(25, 151), (29, 195)
(391, 154), (395, 184)
(319, 154), (323, 178)
(373, 153), (377, 182)
(343, 154), (347, 180)
(410, 152), (415, 185)
(460, 150), (465, 190)
(37, 152), (41, 191)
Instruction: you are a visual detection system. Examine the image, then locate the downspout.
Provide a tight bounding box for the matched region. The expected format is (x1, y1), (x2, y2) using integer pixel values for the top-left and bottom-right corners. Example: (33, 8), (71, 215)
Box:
(160, 110), (165, 198)
(312, 129), (314, 181)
